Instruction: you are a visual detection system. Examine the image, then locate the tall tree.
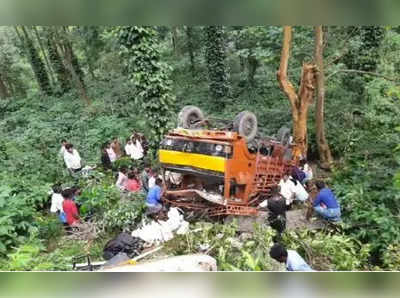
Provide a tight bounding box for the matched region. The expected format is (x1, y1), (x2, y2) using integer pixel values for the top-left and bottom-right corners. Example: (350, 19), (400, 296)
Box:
(185, 26), (196, 76)
(314, 26), (333, 169)
(32, 26), (56, 88)
(118, 26), (176, 148)
(0, 74), (9, 99)
(77, 26), (105, 80)
(62, 27), (85, 88)
(205, 26), (230, 108)
(17, 26), (52, 95)
(277, 26), (317, 158)
(52, 27), (89, 103)
(46, 28), (71, 94)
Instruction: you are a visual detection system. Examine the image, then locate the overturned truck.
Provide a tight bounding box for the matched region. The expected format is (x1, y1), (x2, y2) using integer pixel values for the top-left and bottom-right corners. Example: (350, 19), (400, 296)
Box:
(159, 106), (301, 217)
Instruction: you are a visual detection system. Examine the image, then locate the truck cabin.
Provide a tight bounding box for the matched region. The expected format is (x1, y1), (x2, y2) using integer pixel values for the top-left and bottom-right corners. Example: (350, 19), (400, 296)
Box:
(159, 129), (294, 206)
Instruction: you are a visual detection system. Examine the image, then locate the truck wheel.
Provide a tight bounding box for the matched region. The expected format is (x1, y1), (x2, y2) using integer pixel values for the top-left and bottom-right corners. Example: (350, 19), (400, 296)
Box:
(233, 111), (258, 141)
(178, 106), (204, 128)
(277, 126), (291, 146)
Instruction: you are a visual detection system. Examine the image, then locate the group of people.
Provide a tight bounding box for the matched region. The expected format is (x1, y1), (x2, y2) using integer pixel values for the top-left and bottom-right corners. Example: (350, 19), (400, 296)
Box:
(259, 161), (341, 271)
(101, 132), (149, 171)
(265, 160), (340, 222)
(57, 135), (342, 271)
(49, 184), (82, 227)
(114, 165), (164, 215)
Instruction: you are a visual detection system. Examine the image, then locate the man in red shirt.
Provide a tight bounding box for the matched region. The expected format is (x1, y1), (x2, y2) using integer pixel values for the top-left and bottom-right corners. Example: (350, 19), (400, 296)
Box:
(61, 189), (80, 226)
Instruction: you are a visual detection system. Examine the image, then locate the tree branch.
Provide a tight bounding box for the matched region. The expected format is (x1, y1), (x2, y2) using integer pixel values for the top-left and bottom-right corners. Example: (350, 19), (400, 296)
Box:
(326, 69), (399, 82)
(277, 26), (298, 110)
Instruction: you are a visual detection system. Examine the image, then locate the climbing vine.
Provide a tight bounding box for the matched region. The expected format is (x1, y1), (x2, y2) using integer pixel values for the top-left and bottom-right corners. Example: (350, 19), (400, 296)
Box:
(205, 26), (230, 109)
(117, 26), (176, 149)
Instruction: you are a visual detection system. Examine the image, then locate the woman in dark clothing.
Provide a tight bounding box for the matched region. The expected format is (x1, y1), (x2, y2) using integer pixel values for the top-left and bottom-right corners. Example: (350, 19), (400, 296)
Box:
(267, 185), (287, 234)
(101, 145), (112, 170)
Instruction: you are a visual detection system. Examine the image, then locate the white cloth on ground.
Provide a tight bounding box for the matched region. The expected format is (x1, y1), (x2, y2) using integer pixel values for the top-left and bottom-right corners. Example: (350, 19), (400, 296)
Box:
(64, 149), (81, 170)
(131, 208), (189, 245)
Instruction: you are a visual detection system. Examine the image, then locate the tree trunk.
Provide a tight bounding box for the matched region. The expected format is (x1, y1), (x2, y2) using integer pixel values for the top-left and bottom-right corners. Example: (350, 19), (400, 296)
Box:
(172, 27), (179, 55)
(33, 26), (56, 88)
(60, 41), (91, 105)
(47, 32), (71, 94)
(0, 74), (10, 99)
(185, 26), (196, 76)
(277, 26), (317, 159)
(314, 26), (333, 169)
(19, 26), (52, 95)
(247, 51), (259, 86)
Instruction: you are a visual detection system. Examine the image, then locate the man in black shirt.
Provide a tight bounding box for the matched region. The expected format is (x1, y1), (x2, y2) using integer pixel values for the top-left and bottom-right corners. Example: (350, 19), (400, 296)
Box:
(260, 185), (287, 234)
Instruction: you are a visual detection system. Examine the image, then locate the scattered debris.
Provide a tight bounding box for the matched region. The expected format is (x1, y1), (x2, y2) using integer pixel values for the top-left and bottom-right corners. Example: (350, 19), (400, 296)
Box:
(131, 208), (189, 245)
(103, 232), (145, 260)
(100, 254), (217, 272)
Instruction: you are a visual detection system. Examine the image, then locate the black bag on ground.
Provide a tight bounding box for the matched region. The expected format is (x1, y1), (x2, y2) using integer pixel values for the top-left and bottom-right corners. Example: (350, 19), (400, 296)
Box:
(103, 232), (145, 260)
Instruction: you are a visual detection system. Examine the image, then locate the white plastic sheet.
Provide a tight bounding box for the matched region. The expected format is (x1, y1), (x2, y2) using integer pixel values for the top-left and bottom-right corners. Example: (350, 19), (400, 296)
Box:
(131, 208), (189, 245)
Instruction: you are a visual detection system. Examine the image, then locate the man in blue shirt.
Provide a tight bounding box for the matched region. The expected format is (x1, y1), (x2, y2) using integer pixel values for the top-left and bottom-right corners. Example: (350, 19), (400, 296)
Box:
(313, 180), (341, 222)
(146, 178), (163, 215)
(269, 243), (313, 271)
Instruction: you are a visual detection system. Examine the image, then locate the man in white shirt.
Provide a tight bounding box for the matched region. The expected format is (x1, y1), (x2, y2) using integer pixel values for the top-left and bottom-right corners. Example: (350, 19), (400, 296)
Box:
(64, 143), (82, 172)
(125, 138), (144, 160)
(270, 243), (313, 271)
(50, 185), (64, 213)
(148, 170), (157, 189)
(279, 173), (296, 206)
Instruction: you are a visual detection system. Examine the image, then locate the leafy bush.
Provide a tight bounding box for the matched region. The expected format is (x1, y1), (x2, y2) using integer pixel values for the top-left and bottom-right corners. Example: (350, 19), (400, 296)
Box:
(382, 244), (400, 270)
(283, 230), (371, 271)
(0, 185), (39, 255)
(101, 196), (146, 232)
(164, 222), (282, 271)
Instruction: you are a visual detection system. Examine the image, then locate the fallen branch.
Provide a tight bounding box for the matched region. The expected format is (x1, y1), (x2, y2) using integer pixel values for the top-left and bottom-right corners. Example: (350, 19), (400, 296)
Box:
(326, 69), (399, 82)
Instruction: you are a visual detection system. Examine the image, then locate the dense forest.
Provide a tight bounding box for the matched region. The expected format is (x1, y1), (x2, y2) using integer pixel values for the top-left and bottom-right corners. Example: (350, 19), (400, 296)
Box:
(0, 26), (399, 271)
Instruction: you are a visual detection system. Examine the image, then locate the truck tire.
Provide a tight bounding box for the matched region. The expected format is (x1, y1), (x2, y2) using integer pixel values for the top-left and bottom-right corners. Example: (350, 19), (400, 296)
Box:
(277, 126), (291, 146)
(178, 106), (205, 128)
(233, 111), (258, 141)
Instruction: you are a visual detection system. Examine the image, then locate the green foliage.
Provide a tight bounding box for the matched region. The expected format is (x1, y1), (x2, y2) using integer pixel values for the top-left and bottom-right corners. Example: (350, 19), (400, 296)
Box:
(101, 197), (146, 232)
(205, 26), (230, 108)
(164, 222), (282, 271)
(78, 181), (121, 217)
(283, 230), (370, 271)
(47, 31), (71, 94)
(19, 27), (52, 96)
(1, 25), (400, 270)
(117, 26), (176, 149)
(382, 244), (400, 270)
(0, 185), (39, 255)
